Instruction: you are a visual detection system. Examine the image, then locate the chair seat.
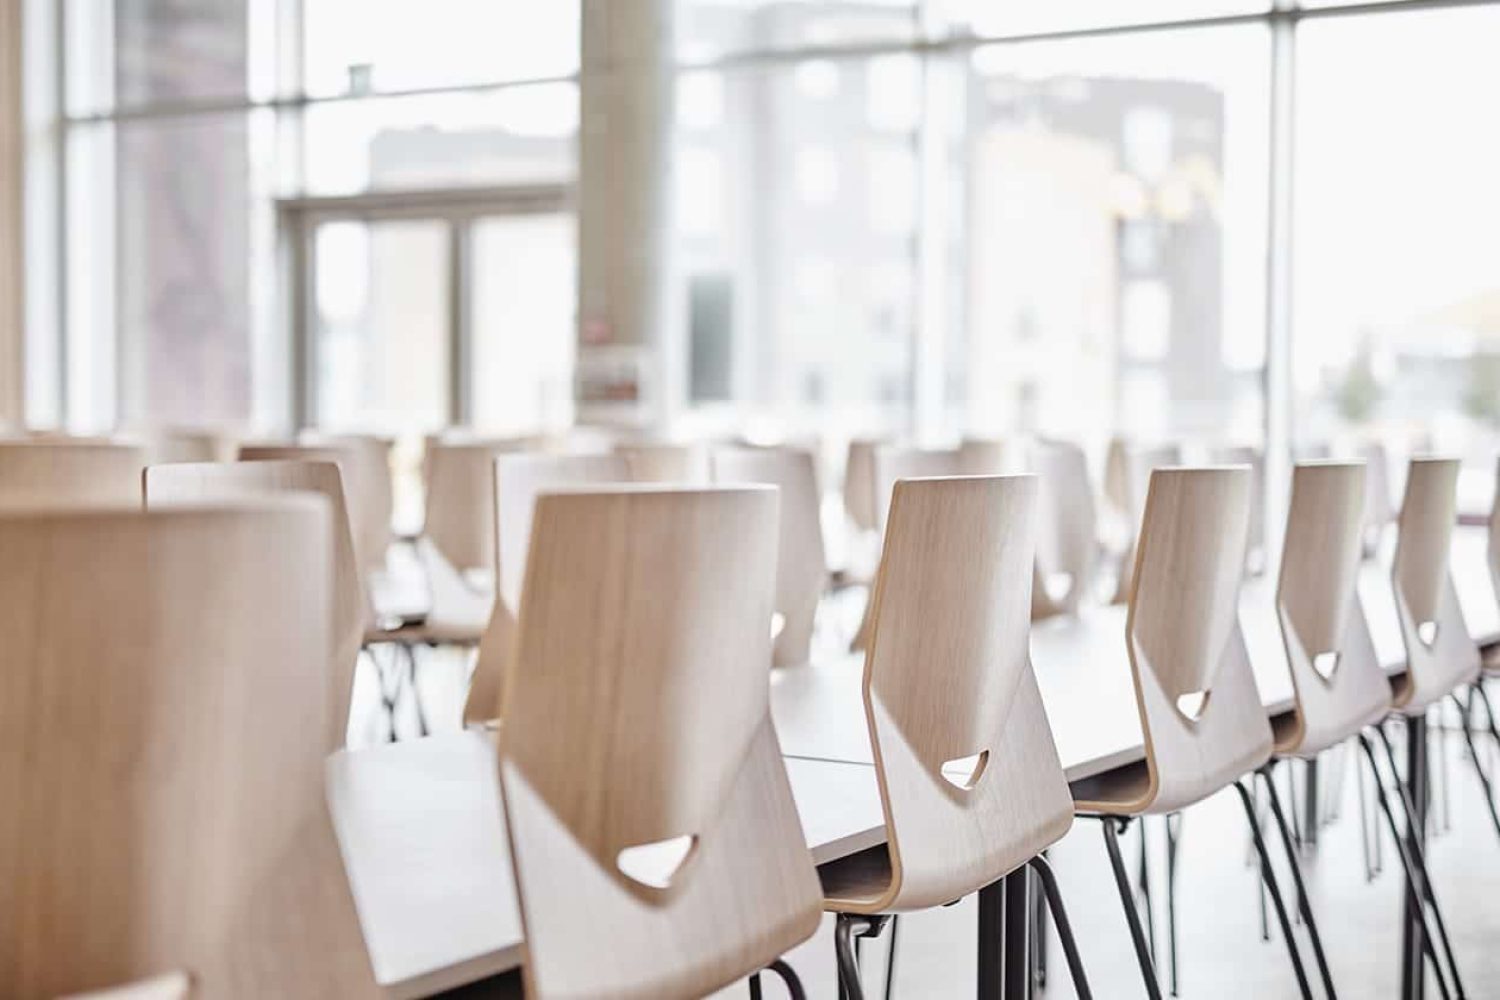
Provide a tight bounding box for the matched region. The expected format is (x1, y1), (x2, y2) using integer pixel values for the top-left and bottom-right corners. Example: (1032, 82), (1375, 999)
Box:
(819, 843), (895, 913)
(1069, 759), (1154, 816)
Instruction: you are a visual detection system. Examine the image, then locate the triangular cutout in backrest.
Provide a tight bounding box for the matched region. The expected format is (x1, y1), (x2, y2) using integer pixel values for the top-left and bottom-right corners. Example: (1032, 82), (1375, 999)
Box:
(616, 835), (698, 890)
(1175, 691), (1209, 722)
(1312, 650), (1340, 682)
(939, 750), (989, 792)
(1417, 620), (1439, 647)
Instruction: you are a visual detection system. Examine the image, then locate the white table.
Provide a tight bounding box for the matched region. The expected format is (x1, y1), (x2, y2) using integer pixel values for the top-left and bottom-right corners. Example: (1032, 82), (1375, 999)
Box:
(326, 730), (883, 998)
(329, 527), (1499, 997)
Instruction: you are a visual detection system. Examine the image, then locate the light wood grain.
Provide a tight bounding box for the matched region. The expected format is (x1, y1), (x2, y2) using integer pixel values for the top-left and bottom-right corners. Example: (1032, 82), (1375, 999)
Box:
(1030, 439), (1098, 619)
(301, 433), (396, 566)
(1272, 462), (1392, 756)
(498, 487), (821, 999)
(424, 438), (530, 574)
(1106, 440), (1183, 604)
(1389, 457), (1480, 713)
(467, 451), (632, 723)
(956, 437), (1009, 475)
(821, 476), (1073, 914)
(144, 460), (366, 749)
(617, 441), (712, 483)
(712, 445), (827, 668)
(238, 442), (388, 578)
(1359, 441), (1395, 557)
(0, 503), (377, 998)
(1077, 466), (1273, 815)
(0, 441), (146, 506)
(843, 438), (885, 533)
(871, 446), (962, 532)
(1213, 445), (1267, 574)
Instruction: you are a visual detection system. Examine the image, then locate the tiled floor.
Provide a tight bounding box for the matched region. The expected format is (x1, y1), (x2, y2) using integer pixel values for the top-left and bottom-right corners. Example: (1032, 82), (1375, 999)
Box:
(356, 651), (1500, 998)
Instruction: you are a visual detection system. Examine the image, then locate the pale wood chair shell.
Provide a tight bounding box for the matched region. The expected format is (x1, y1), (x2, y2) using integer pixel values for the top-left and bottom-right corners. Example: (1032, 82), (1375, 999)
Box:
(1075, 466), (1273, 816)
(1360, 441), (1395, 557)
(498, 487), (821, 999)
(711, 446), (828, 668)
(1029, 440), (1097, 619)
(0, 503), (376, 998)
(819, 476), (1074, 914)
(1272, 462), (1392, 757)
(424, 438), (530, 575)
(238, 442), (387, 578)
(144, 460), (367, 750)
(0, 441), (146, 506)
(616, 442), (712, 484)
(1214, 445), (1267, 574)
(466, 452), (632, 723)
(1389, 457), (1480, 714)
(301, 433), (396, 566)
(843, 438), (884, 533)
(1107, 442), (1183, 605)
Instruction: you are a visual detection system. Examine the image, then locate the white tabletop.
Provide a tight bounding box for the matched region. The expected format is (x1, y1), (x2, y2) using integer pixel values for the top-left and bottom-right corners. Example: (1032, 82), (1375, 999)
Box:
(327, 730), (882, 997)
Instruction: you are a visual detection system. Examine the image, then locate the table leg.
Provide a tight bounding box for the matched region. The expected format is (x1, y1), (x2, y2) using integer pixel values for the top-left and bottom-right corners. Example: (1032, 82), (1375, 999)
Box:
(1401, 714), (1429, 1000)
(1303, 757), (1320, 846)
(977, 871), (1031, 999)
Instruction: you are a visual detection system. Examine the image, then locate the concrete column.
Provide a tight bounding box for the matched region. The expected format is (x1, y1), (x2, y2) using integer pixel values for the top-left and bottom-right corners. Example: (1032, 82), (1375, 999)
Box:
(576, 0), (675, 427)
(0, 0), (23, 425)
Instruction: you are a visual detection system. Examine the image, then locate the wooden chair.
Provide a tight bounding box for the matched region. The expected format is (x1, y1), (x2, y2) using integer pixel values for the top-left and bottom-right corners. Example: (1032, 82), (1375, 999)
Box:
(816, 476), (1091, 1000)
(0, 502), (377, 998)
(497, 487), (821, 999)
(239, 442), (385, 577)
(424, 438), (531, 577)
(466, 452), (632, 724)
(1073, 467), (1312, 1000)
(843, 438), (885, 535)
(711, 446), (828, 668)
(0, 440), (145, 506)
(1359, 441), (1394, 558)
(956, 436), (1008, 475)
(136, 428), (236, 466)
(1214, 445), (1267, 575)
(616, 442), (711, 483)
(1030, 440), (1098, 620)
(143, 460), (367, 751)
(300, 433), (396, 569)
(1105, 441), (1183, 604)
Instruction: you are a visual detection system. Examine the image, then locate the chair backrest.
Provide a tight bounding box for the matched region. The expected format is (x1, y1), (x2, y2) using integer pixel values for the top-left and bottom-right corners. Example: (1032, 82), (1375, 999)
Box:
(1359, 441), (1394, 557)
(0, 441), (146, 506)
(0, 503), (376, 998)
(1030, 440), (1097, 619)
(1213, 445), (1266, 573)
(301, 434), (396, 569)
(1273, 462), (1391, 756)
(956, 437), (1007, 475)
(1390, 457), (1479, 712)
(1107, 441), (1183, 603)
(711, 446), (827, 668)
(144, 460), (366, 749)
(466, 451), (632, 723)
(498, 487), (820, 998)
(423, 439), (529, 574)
(872, 446), (962, 532)
(239, 442), (385, 575)
(844, 438), (884, 532)
(852, 476), (1071, 912)
(1083, 466), (1271, 815)
(617, 442), (711, 484)
(138, 429), (236, 466)
(1489, 457), (1500, 622)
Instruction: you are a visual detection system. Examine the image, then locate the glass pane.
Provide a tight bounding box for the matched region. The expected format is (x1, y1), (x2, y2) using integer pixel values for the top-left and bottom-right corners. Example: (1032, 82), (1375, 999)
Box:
(303, 0), (579, 97)
(932, 0), (1267, 38)
(314, 219), (451, 431)
(301, 85), (578, 196)
(674, 57), (920, 440)
(470, 213), (578, 433)
(67, 0), (257, 115)
(115, 111), (275, 429)
(677, 0), (918, 63)
(947, 26), (1270, 447)
(65, 121), (116, 432)
(1293, 7), (1500, 511)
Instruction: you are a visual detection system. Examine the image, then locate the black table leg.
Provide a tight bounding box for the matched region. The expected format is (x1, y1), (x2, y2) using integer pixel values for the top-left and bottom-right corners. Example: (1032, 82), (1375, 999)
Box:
(1304, 757), (1320, 846)
(1402, 714), (1429, 1000)
(978, 871), (1031, 999)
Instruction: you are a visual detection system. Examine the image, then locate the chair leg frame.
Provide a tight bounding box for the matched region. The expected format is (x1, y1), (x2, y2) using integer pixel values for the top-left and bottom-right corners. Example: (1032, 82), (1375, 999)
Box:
(1260, 760), (1339, 1000)
(1231, 779), (1315, 1000)
(1355, 731), (1456, 1000)
(1371, 726), (1468, 1000)
(1027, 854), (1095, 1000)
(1460, 684), (1500, 841)
(834, 914), (889, 1000)
(1099, 815), (1165, 1000)
(749, 958), (807, 1000)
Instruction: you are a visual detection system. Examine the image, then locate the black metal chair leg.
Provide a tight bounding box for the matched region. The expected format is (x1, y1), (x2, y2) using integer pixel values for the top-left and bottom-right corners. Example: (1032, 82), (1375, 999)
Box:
(1033, 859), (1050, 991)
(1165, 812), (1181, 996)
(1373, 726), (1468, 999)
(1101, 816), (1164, 1000)
(834, 914), (886, 1000)
(1231, 780), (1315, 1000)
(754, 959), (806, 1000)
(1028, 854), (1094, 1000)
(883, 915), (898, 1000)
(1260, 762), (1339, 999)
(1460, 686), (1500, 841)
(1356, 733), (1454, 1000)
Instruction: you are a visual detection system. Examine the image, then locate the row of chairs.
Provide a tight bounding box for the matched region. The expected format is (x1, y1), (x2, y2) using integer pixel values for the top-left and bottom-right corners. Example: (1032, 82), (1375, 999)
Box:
(2, 431), (1496, 997)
